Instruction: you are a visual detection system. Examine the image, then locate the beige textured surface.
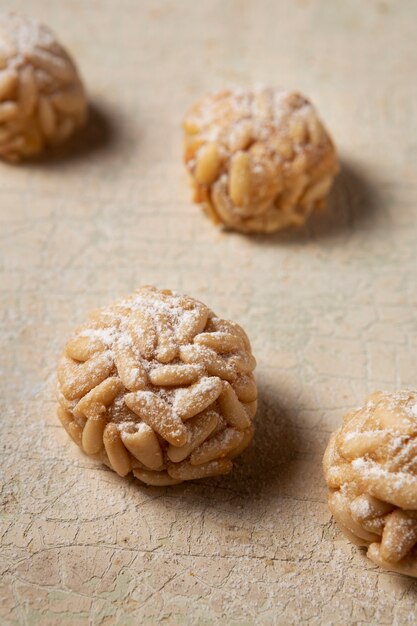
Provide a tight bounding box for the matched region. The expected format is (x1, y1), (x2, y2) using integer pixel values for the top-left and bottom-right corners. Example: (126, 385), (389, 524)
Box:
(1, 1), (417, 624)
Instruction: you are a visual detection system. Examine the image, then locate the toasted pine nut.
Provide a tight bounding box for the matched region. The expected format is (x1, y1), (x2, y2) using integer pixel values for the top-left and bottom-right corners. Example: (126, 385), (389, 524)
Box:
(103, 424), (131, 477)
(0, 69), (17, 99)
(300, 176), (332, 206)
(121, 425), (163, 470)
(51, 87), (85, 115)
(68, 421), (83, 446)
(82, 415), (107, 454)
(125, 391), (188, 447)
(306, 112), (324, 145)
(367, 543), (417, 577)
(58, 351), (114, 401)
(230, 351), (256, 374)
(232, 374), (257, 403)
(195, 143), (221, 185)
(194, 331), (243, 353)
(149, 364), (201, 387)
(243, 399), (257, 419)
(133, 469), (183, 486)
(0, 101), (18, 122)
(176, 305), (209, 343)
(57, 405), (73, 433)
(154, 312), (177, 363)
(73, 377), (123, 420)
(174, 376), (223, 420)
(217, 381), (251, 430)
(288, 115), (307, 143)
(228, 120), (252, 151)
(229, 151), (252, 207)
(114, 339), (147, 391)
(179, 344), (236, 382)
(228, 424), (255, 459)
(66, 335), (106, 362)
(167, 458), (233, 480)
(340, 431), (390, 460)
(18, 64), (38, 117)
(190, 427), (244, 465)
(127, 310), (157, 359)
(27, 48), (76, 82)
(380, 510), (417, 563)
(167, 409), (219, 463)
(38, 96), (57, 138)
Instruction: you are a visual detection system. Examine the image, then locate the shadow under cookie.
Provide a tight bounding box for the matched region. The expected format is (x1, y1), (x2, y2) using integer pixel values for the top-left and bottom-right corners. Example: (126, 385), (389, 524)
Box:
(22, 101), (120, 167)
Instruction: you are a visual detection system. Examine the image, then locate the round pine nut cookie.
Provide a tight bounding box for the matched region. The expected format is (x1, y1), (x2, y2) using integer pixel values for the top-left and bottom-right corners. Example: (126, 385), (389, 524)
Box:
(0, 12), (87, 161)
(323, 390), (417, 577)
(57, 286), (257, 486)
(183, 86), (339, 233)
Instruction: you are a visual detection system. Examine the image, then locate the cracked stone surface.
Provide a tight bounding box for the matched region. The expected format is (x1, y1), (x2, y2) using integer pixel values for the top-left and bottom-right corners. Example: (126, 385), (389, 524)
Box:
(1, 1), (417, 624)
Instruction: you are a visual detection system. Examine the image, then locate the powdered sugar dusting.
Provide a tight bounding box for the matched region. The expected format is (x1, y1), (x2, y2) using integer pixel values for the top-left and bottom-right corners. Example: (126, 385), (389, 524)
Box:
(186, 86), (314, 151)
(409, 403), (417, 418)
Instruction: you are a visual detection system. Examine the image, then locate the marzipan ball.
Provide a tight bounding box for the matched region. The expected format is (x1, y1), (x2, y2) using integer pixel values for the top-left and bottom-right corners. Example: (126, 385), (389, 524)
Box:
(323, 391), (417, 577)
(183, 86), (339, 233)
(0, 12), (87, 161)
(57, 287), (258, 486)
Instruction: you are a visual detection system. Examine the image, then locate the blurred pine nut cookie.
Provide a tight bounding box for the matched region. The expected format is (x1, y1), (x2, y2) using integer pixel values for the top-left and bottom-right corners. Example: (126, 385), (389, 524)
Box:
(183, 86), (339, 233)
(323, 390), (417, 577)
(0, 12), (87, 161)
(57, 286), (257, 486)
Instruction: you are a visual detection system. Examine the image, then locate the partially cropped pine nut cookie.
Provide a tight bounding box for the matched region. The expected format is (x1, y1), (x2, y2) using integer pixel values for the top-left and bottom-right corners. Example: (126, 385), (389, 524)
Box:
(0, 12), (87, 161)
(323, 390), (417, 577)
(57, 286), (257, 486)
(183, 86), (339, 234)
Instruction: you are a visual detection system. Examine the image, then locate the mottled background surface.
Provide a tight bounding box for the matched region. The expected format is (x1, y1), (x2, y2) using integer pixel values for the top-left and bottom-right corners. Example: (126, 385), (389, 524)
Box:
(1, 1), (417, 624)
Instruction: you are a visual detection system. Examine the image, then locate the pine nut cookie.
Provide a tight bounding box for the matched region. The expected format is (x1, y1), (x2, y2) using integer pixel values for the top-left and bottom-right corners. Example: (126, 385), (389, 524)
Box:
(0, 12), (87, 161)
(323, 391), (417, 577)
(57, 286), (257, 486)
(183, 86), (339, 233)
